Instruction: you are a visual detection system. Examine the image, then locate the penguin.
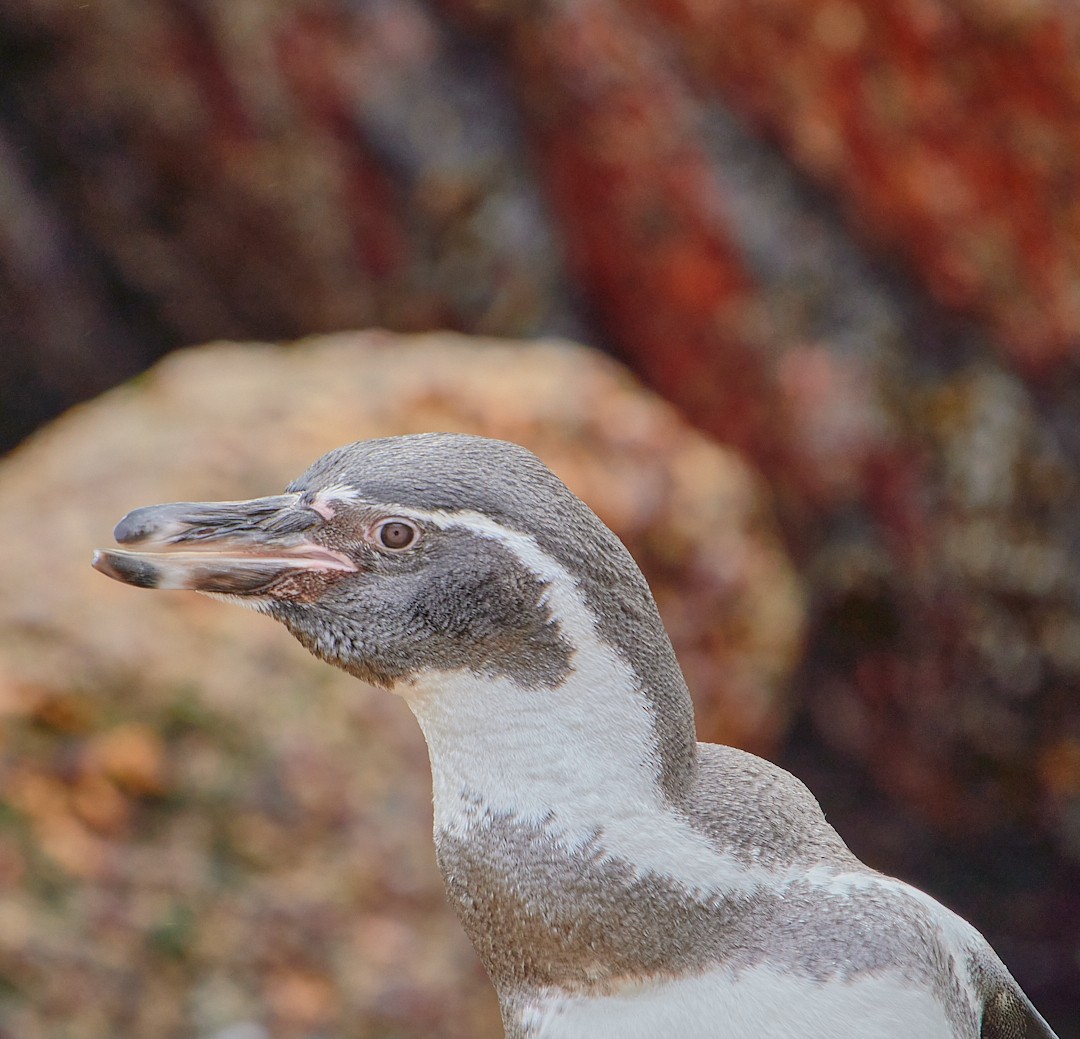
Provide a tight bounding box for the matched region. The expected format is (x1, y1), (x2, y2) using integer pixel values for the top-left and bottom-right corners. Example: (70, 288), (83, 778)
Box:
(93, 432), (1059, 1039)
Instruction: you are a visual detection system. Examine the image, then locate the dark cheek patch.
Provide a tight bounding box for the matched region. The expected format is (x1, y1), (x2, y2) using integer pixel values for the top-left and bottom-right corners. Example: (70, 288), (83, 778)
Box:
(413, 566), (514, 637)
(406, 541), (575, 688)
(269, 527), (573, 689)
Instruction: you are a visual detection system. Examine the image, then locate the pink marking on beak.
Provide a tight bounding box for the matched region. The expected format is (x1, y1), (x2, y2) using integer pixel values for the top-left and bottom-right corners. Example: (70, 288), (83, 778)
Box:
(309, 493), (337, 521)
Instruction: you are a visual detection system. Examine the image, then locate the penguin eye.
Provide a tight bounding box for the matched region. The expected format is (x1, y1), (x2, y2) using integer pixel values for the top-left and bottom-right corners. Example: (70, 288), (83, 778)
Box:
(376, 519), (418, 551)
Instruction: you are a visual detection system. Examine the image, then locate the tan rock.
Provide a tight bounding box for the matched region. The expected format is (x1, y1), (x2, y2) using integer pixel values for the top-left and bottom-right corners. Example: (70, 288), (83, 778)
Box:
(0, 331), (802, 1038)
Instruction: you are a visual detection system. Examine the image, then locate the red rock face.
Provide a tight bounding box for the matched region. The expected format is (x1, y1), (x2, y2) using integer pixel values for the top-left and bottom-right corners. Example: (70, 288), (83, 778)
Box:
(635, 0), (1080, 375)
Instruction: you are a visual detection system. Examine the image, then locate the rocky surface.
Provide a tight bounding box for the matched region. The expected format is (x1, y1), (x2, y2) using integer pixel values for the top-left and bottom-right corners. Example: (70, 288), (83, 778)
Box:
(0, 332), (802, 1038)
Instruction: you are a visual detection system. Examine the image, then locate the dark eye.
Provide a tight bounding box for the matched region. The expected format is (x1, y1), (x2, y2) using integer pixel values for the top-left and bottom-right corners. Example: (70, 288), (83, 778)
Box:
(377, 519), (418, 550)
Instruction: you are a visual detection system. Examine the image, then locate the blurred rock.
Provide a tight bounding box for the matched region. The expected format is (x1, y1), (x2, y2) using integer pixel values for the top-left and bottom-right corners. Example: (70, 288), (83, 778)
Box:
(0, 331), (802, 1037)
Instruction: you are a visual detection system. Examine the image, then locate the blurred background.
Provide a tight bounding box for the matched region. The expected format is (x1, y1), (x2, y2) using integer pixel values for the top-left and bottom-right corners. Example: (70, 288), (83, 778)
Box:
(1, 0), (1078, 1035)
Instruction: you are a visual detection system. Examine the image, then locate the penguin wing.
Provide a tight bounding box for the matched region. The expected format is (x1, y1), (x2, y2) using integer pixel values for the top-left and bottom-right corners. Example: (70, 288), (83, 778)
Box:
(975, 957), (1058, 1039)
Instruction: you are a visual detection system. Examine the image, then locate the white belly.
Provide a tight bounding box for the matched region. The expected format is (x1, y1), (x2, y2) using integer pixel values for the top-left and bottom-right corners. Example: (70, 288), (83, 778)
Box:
(520, 966), (964, 1039)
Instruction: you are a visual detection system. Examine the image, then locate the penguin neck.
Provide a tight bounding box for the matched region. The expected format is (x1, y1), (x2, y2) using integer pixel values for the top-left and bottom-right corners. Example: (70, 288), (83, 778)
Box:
(400, 646), (691, 842)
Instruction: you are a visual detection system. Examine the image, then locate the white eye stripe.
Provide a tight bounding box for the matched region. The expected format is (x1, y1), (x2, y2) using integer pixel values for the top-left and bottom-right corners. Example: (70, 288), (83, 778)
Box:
(309, 497), (542, 564)
(370, 507), (556, 580)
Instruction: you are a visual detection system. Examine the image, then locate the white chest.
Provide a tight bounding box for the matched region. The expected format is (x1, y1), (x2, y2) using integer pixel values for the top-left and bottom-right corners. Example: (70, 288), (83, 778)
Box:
(518, 966), (963, 1039)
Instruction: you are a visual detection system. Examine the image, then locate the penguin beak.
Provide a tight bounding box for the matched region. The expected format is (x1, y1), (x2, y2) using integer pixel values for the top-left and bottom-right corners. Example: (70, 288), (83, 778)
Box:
(92, 494), (357, 596)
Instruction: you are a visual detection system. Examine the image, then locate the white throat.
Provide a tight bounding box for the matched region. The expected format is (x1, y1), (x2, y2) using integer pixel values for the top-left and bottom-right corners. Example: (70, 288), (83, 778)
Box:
(402, 639), (663, 838)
